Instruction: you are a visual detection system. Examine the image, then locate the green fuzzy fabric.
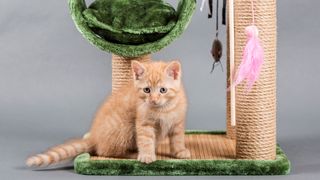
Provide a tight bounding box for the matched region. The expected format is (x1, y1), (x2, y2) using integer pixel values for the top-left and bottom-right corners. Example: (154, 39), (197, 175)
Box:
(68, 0), (196, 57)
(74, 131), (291, 176)
(83, 0), (177, 44)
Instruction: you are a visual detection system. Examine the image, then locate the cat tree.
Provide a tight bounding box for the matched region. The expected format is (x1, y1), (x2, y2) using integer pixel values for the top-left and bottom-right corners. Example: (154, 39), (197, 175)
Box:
(69, 0), (290, 175)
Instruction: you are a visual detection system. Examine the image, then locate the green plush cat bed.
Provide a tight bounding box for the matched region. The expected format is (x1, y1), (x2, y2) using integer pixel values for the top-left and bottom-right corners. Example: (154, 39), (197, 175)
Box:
(74, 131), (290, 176)
(69, 0), (196, 57)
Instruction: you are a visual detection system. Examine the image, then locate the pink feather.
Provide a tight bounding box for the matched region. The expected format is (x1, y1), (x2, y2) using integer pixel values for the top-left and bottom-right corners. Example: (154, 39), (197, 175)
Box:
(233, 25), (264, 91)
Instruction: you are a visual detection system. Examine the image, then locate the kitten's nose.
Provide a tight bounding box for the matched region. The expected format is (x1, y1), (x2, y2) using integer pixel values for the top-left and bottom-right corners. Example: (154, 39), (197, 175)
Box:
(150, 99), (158, 104)
(150, 95), (159, 105)
(151, 100), (158, 105)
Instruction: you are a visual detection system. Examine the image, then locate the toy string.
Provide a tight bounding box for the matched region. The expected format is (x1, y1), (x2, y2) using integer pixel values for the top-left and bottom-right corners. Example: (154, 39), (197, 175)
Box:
(216, 0), (219, 37)
(200, 0), (206, 12)
(208, 0), (213, 18)
(251, 0), (255, 25)
(222, 0), (226, 25)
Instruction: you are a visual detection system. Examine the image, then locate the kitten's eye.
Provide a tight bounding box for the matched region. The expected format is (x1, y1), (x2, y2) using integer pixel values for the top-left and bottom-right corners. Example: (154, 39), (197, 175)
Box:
(160, 87), (167, 94)
(143, 87), (151, 93)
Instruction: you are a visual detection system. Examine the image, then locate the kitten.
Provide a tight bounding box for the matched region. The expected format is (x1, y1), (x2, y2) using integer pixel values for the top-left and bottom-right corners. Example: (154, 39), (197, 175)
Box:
(26, 60), (190, 167)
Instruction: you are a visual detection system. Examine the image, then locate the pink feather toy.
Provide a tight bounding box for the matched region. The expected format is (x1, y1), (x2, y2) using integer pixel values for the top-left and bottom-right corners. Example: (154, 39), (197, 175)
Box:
(233, 0), (264, 91)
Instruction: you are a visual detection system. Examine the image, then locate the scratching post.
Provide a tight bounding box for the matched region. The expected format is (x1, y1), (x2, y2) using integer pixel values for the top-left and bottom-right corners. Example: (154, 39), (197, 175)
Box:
(111, 54), (151, 93)
(226, 0), (236, 140)
(234, 0), (277, 160)
(226, 91), (236, 139)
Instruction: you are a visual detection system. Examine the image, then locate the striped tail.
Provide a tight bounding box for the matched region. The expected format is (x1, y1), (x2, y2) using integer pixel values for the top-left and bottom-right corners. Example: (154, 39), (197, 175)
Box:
(26, 138), (92, 167)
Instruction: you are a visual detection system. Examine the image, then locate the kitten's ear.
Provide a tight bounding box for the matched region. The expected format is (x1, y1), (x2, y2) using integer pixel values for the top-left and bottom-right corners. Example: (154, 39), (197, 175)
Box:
(165, 61), (181, 80)
(131, 60), (145, 80)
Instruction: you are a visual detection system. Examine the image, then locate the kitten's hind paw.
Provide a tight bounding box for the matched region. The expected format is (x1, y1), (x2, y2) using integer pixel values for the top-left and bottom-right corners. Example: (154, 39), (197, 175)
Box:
(137, 153), (156, 164)
(174, 149), (191, 159)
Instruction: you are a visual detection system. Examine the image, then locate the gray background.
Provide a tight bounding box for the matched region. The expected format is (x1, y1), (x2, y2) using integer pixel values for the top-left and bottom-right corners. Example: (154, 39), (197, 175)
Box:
(1, 0), (319, 179)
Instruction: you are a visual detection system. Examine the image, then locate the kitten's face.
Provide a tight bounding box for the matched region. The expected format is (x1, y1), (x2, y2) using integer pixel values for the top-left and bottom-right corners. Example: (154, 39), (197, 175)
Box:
(132, 61), (182, 108)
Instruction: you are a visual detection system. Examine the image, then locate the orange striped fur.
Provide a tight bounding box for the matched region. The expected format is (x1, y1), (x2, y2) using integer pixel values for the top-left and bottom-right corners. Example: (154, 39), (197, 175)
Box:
(26, 139), (91, 167)
(26, 61), (189, 167)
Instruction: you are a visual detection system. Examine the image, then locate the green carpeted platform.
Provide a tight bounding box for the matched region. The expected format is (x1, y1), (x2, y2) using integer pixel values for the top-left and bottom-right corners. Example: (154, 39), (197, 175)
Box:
(74, 131), (290, 176)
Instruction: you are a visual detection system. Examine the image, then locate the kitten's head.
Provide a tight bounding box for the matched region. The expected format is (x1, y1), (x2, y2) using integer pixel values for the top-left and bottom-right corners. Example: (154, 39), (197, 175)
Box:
(131, 60), (182, 108)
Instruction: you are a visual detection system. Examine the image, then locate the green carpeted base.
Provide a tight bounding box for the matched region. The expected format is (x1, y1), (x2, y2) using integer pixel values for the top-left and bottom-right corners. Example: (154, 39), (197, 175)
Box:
(74, 131), (290, 176)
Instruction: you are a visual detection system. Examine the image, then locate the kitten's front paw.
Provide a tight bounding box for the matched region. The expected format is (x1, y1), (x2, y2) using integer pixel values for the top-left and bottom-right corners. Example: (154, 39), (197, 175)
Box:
(174, 149), (191, 159)
(137, 153), (156, 164)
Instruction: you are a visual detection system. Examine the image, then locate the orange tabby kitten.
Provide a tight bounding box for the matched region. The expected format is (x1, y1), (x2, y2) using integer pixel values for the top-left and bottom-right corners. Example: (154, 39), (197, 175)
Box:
(26, 60), (190, 167)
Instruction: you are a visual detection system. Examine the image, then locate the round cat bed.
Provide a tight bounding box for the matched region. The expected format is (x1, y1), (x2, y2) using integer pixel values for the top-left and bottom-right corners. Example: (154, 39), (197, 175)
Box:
(68, 0), (196, 57)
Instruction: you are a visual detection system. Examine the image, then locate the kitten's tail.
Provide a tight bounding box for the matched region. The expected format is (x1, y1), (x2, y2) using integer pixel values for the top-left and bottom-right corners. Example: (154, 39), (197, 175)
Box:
(26, 138), (93, 168)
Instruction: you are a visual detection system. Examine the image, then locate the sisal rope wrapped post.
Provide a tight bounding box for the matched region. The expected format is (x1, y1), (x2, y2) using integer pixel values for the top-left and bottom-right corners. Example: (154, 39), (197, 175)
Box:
(234, 0), (277, 159)
(226, 94), (236, 139)
(111, 54), (151, 93)
(226, 0), (236, 140)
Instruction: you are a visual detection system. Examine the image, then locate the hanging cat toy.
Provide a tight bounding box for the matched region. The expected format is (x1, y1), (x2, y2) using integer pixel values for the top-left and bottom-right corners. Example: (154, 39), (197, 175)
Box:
(233, 0), (264, 91)
(201, 0), (225, 73)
